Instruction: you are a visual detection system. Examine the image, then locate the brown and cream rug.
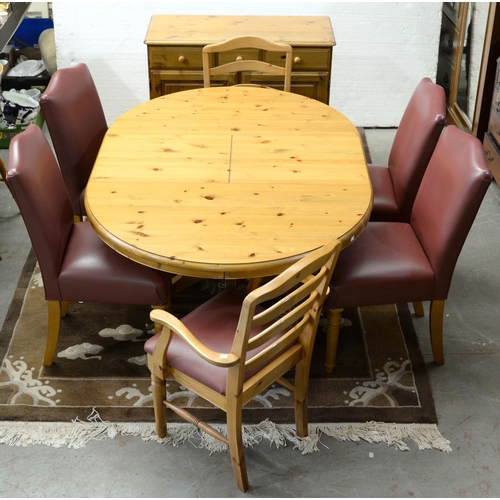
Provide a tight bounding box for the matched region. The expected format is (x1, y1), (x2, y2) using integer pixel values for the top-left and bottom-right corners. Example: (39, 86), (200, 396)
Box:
(0, 129), (451, 451)
(0, 249), (451, 452)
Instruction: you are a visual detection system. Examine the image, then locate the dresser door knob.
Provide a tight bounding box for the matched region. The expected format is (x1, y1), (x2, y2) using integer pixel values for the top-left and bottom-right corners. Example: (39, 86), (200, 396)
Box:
(178, 55), (186, 63)
(484, 149), (494, 162)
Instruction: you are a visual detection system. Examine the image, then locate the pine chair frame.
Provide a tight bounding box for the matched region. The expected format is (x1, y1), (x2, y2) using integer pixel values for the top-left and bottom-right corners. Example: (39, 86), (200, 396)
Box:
(147, 239), (342, 492)
(202, 35), (293, 91)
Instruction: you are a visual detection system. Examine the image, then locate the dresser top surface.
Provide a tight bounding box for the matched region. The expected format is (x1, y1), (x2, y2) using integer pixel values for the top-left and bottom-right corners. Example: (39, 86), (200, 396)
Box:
(145, 15), (335, 47)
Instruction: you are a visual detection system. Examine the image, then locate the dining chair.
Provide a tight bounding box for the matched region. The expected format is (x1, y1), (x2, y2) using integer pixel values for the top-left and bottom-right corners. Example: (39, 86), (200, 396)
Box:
(202, 35), (293, 91)
(369, 77), (446, 223)
(324, 125), (492, 373)
(144, 238), (342, 492)
(5, 124), (173, 367)
(40, 62), (108, 222)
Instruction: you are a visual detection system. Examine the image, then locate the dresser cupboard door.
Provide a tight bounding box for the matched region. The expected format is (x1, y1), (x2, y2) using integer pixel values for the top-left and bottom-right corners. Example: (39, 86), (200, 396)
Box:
(243, 72), (329, 102)
(150, 69), (330, 103)
(150, 71), (205, 98)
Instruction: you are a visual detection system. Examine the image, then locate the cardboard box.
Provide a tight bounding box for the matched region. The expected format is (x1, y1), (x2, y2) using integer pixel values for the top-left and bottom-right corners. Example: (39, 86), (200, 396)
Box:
(2, 48), (51, 91)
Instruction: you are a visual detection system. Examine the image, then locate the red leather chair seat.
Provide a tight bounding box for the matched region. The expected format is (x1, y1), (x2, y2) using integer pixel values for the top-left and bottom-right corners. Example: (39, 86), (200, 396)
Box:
(145, 289), (275, 395)
(328, 222), (436, 309)
(58, 221), (170, 305)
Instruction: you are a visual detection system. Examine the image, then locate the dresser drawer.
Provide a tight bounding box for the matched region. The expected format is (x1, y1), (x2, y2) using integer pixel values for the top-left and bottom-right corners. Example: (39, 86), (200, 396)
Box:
(488, 106), (500, 144)
(265, 47), (331, 71)
(483, 132), (500, 183)
(149, 46), (203, 70)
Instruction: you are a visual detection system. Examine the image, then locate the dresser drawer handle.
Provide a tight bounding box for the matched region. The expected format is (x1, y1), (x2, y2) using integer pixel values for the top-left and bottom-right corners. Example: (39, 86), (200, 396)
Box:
(178, 55), (186, 63)
(484, 149), (494, 162)
(236, 56), (243, 61)
(294, 56), (301, 64)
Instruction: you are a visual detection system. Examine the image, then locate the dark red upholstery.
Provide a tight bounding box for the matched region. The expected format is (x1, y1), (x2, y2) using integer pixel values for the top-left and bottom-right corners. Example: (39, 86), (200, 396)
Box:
(328, 125), (492, 309)
(6, 124), (170, 306)
(145, 289), (274, 395)
(369, 78), (446, 222)
(40, 63), (108, 218)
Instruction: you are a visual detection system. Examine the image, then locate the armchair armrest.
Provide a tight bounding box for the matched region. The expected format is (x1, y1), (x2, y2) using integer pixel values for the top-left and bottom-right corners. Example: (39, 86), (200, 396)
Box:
(150, 308), (240, 367)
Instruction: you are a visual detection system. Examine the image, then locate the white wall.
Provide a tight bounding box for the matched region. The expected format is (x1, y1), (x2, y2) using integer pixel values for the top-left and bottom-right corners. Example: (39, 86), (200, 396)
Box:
(52, 1), (442, 127)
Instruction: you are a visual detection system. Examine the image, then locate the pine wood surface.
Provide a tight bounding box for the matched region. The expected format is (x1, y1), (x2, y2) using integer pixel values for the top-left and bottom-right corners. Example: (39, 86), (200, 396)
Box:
(85, 86), (372, 279)
(144, 15), (336, 47)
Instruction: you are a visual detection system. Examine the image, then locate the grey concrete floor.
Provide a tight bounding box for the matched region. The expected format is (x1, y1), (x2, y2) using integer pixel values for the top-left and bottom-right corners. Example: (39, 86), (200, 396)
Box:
(1, 127), (500, 497)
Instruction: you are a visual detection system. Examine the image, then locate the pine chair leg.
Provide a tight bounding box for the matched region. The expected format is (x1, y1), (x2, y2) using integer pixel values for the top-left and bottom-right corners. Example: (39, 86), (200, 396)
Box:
(326, 307), (343, 373)
(151, 374), (167, 438)
(226, 399), (249, 492)
(151, 305), (167, 333)
(293, 359), (309, 437)
(43, 300), (62, 366)
(413, 301), (425, 317)
(429, 300), (446, 365)
(61, 301), (69, 317)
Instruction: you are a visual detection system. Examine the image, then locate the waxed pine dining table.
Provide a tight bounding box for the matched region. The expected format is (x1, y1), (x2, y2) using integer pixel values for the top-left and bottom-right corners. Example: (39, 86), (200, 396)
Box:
(85, 86), (372, 280)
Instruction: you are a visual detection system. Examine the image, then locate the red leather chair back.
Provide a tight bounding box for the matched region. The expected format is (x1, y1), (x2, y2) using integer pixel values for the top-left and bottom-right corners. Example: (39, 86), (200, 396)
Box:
(388, 78), (446, 220)
(40, 63), (108, 217)
(7, 125), (74, 299)
(411, 125), (492, 299)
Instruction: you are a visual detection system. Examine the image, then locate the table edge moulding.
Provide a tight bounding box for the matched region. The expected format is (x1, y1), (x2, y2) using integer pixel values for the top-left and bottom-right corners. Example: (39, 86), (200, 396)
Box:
(144, 15), (336, 104)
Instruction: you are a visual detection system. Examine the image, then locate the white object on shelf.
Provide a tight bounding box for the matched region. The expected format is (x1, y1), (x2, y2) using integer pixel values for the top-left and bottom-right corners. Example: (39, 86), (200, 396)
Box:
(7, 59), (45, 77)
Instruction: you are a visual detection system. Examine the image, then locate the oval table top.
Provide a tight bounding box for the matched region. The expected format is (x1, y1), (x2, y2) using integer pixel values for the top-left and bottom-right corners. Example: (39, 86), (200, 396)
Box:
(85, 86), (372, 279)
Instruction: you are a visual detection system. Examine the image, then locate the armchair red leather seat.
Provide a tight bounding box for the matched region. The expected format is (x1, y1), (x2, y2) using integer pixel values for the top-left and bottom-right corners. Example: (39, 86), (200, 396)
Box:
(325, 125), (492, 372)
(5, 125), (172, 366)
(40, 63), (108, 221)
(369, 77), (446, 222)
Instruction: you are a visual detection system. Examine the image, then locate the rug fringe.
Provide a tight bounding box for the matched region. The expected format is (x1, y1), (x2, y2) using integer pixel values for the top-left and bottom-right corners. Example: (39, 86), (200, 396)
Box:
(0, 414), (451, 453)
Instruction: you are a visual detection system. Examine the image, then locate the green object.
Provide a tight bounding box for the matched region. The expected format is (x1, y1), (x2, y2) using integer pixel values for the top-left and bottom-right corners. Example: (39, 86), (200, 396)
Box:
(0, 108), (44, 148)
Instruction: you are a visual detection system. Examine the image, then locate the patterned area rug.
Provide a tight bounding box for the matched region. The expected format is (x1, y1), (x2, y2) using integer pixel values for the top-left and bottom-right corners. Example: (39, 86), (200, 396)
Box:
(0, 129), (451, 452)
(0, 249), (451, 452)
